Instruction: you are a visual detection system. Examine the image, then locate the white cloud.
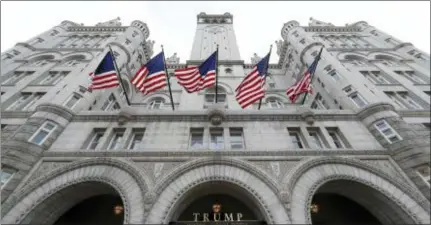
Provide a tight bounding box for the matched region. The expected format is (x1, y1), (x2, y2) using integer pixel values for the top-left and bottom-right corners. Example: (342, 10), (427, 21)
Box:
(1, 1), (429, 64)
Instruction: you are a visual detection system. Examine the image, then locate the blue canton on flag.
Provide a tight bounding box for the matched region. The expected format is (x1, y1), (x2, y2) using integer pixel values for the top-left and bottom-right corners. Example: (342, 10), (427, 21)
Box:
(131, 52), (167, 95)
(88, 51), (119, 91)
(235, 53), (270, 108)
(174, 51), (217, 93)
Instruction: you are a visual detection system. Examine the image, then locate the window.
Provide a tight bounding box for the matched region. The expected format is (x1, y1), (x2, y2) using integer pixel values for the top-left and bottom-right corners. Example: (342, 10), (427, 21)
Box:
(416, 165), (430, 185)
(205, 86), (226, 104)
(312, 94), (329, 109)
(22, 93), (45, 110)
(50, 30), (59, 36)
(385, 92), (409, 109)
(128, 128), (145, 150)
(398, 92), (422, 109)
(360, 71), (391, 84)
(86, 129), (106, 150)
(7, 93), (32, 110)
(64, 93), (82, 109)
(307, 128), (324, 149)
(349, 92), (367, 108)
(40, 71), (69, 85)
(102, 94), (120, 111)
(266, 98), (284, 109)
(7, 92), (45, 111)
(148, 97), (165, 109)
(2, 71), (34, 85)
(210, 128), (224, 150)
(190, 128), (204, 149)
(328, 70), (341, 82)
(394, 71), (427, 84)
(1, 166), (17, 189)
(374, 119), (402, 143)
(29, 121), (57, 145)
(288, 128), (303, 149)
(326, 128), (346, 148)
(64, 60), (80, 67)
(125, 39), (131, 45)
(108, 129), (125, 150)
(299, 39), (306, 44)
(229, 128), (244, 149)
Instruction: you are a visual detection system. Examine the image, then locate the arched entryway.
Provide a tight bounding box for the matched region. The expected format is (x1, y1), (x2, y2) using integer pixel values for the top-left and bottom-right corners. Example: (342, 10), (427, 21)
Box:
(22, 181), (126, 225)
(287, 158), (430, 224)
(145, 158), (291, 224)
(169, 182), (265, 224)
(309, 180), (387, 225)
(1, 159), (150, 224)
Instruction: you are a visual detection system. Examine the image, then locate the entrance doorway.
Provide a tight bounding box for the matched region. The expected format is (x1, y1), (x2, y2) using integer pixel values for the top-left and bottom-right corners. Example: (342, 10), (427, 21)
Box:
(310, 193), (381, 225)
(54, 194), (124, 225)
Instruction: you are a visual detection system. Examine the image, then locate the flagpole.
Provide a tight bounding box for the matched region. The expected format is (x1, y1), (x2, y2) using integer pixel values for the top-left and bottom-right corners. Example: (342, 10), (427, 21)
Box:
(108, 45), (131, 106)
(301, 46), (324, 105)
(161, 45), (175, 111)
(257, 45), (273, 110)
(215, 45), (219, 104)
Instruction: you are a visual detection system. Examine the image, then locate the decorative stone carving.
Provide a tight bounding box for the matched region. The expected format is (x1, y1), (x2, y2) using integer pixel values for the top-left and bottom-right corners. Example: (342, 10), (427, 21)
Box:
(22, 162), (70, 187)
(154, 163), (164, 178)
(251, 53), (262, 65)
(166, 53), (180, 64)
(206, 104), (226, 126)
(118, 110), (133, 125)
(308, 17), (334, 27)
(96, 17), (122, 26)
(300, 108), (315, 125)
(275, 40), (284, 56)
(270, 162), (281, 177)
(362, 159), (405, 181)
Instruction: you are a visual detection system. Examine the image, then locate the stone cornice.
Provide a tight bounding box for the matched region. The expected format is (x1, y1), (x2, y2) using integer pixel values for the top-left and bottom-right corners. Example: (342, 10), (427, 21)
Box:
(70, 109), (358, 122)
(68, 26), (127, 32)
(166, 63), (281, 70)
(0, 111), (34, 118)
(303, 26), (361, 32)
(35, 48), (104, 52)
(14, 43), (36, 51)
(398, 110), (431, 117)
(35, 103), (76, 121)
(185, 60), (245, 66)
(43, 149), (388, 158)
(356, 102), (396, 120)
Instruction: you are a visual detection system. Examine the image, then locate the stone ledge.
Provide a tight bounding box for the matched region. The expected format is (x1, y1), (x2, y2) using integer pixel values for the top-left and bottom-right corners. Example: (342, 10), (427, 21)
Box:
(357, 102), (396, 120)
(35, 103), (75, 121)
(70, 109), (358, 122)
(43, 149), (388, 158)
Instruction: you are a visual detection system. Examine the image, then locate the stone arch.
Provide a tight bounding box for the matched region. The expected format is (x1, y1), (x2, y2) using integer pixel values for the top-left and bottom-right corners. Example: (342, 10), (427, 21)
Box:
(143, 93), (171, 103)
(26, 52), (61, 62)
(336, 52), (368, 61)
(62, 52), (94, 61)
(146, 158), (288, 224)
(205, 82), (233, 95)
(1, 158), (152, 225)
(368, 52), (404, 61)
(107, 42), (132, 65)
(264, 93), (289, 103)
(284, 157), (430, 224)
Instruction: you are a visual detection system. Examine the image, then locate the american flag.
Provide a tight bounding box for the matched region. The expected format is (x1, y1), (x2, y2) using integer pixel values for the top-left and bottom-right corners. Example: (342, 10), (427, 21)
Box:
(286, 48), (323, 103)
(235, 53), (270, 109)
(88, 51), (119, 91)
(131, 52), (167, 95)
(174, 51), (217, 93)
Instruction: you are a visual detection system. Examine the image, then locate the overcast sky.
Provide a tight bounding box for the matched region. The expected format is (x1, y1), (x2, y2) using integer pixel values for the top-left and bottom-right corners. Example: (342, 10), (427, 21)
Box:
(1, 1), (429, 64)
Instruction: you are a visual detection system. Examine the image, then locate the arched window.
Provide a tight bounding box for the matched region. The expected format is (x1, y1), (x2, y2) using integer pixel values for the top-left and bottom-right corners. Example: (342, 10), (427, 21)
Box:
(147, 97), (165, 109)
(266, 97), (284, 108)
(204, 86), (226, 104)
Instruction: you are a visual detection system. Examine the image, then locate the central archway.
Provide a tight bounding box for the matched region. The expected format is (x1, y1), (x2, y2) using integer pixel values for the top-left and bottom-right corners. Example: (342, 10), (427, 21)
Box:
(145, 159), (291, 224)
(170, 182), (264, 223)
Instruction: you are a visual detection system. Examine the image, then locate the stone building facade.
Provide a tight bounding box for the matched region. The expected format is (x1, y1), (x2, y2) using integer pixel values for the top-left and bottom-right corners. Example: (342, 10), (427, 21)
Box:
(1, 13), (430, 224)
